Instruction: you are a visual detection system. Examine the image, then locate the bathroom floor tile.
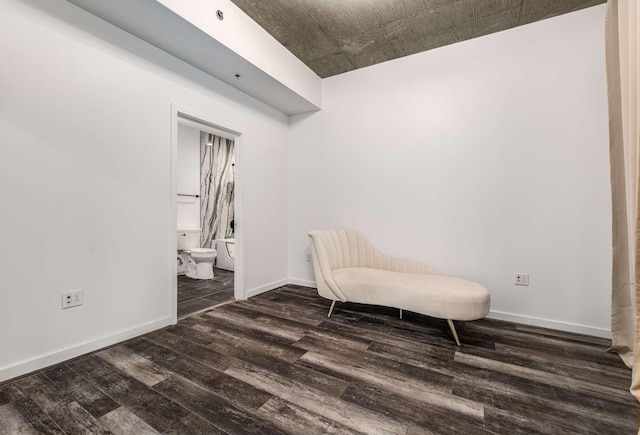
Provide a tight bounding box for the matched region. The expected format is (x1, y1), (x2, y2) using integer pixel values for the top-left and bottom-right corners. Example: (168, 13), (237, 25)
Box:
(177, 271), (234, 317)
(178, 286), (218, 303)
(203, 290), (235, 306)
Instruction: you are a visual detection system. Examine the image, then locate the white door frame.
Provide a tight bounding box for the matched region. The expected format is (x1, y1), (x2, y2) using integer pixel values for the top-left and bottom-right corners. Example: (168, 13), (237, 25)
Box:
(170, 104), (245, 324)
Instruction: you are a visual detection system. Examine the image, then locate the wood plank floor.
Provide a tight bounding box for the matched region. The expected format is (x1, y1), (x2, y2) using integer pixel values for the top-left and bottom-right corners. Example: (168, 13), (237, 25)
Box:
(1, 284), (637, 434)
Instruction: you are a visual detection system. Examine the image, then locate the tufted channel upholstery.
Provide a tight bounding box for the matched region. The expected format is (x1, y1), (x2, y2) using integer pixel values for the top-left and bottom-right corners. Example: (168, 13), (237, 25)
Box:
(309, 229), (437, 301)
(308, 230), (490, 334)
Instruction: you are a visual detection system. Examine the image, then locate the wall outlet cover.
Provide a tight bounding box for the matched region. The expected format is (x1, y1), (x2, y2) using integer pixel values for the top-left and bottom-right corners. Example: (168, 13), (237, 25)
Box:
(62, 289), (84, 309)
(514, 273), (530, 286)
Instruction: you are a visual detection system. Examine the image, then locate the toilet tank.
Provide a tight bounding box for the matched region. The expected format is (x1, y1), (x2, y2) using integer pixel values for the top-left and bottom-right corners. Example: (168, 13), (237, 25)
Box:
(177, 228), (202, 250)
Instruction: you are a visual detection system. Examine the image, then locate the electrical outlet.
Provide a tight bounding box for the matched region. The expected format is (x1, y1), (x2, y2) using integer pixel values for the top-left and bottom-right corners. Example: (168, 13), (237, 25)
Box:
(62, 289), (83, 309)
(306, 252), (312, 262)
(514, 273), (529, 286)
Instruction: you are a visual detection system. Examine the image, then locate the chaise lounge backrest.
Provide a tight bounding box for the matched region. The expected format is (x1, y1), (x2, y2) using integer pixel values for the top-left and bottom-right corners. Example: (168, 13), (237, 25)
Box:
(308, 229), (438, 302)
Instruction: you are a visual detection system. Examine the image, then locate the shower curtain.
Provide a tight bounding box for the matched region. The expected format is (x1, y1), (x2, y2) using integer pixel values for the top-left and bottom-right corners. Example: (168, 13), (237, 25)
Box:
(200, 133), (235, 249)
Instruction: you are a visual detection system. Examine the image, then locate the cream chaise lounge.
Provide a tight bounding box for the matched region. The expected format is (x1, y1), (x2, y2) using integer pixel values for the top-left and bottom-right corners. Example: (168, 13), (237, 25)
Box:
(308, 229), (490, 345)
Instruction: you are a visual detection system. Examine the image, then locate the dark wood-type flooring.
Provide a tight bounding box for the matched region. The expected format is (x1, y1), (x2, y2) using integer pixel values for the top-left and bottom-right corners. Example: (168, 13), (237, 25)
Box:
(178, 269), (234, 318)
(1, 284), (637, 434)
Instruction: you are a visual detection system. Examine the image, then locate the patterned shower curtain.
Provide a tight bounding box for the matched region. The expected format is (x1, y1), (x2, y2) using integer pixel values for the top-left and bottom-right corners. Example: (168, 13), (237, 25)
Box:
(200, 133), (235, 249)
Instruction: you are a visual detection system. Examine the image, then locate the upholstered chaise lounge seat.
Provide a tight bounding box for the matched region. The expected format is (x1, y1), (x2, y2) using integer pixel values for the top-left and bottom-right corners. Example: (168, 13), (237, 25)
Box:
(308, 229), (490, 345)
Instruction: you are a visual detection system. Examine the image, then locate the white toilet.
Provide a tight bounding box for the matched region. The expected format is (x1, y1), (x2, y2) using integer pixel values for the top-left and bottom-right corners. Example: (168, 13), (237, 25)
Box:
(177, 228), (217, 279)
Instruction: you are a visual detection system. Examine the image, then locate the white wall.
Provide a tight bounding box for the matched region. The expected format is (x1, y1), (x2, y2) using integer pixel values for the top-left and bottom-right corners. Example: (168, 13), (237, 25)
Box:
(67, 0), (321, 115)
(289, 5), (611, 336)
(177, 124), (201, 229)
(0, 0), (289, 380)
(157, 0), (321, 108)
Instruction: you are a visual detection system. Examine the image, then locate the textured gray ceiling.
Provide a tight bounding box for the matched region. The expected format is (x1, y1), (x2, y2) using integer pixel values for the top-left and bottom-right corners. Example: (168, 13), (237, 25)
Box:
(231, 0), (605, 78)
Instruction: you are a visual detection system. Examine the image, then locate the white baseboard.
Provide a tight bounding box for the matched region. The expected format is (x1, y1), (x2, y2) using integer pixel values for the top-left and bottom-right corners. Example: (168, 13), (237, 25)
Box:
(284, 278), (611, 339)
(288, 278), (316, 288)
(246, 278), (289, 299)
(488, 310), (611, 339)
(0, 316), (172, 383)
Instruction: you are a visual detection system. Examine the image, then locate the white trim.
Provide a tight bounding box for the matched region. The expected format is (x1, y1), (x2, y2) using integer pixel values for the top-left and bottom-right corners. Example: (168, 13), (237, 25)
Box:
(169, 106), (179, 324)
(173, 107), (242, 140)
(233, 133), (245, 301)
(246, 278), (289, 299)
(0, 316), (172, 383)
(178, 117), (236, 140)
(288, 278), (316, 288)
(283, 278), (611, 339)
(170, 104), (245, 305)
(488, 310), (611, 339)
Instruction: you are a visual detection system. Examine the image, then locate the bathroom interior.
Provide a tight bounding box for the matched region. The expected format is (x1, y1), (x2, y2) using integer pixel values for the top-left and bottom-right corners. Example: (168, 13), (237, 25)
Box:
(176, 117), (236, 317)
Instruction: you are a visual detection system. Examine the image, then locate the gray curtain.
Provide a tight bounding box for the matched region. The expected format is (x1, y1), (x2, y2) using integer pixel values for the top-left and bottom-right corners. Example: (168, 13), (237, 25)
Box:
(200, 133), (235, 249)
(606, 0), (639, 400)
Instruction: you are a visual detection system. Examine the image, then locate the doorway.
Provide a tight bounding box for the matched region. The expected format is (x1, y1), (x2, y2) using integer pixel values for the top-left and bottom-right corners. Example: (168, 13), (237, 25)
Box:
(170, 105), (243, 322)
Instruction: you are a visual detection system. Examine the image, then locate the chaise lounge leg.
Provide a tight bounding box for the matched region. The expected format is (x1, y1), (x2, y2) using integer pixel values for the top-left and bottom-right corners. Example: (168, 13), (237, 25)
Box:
(447, 319), (461, 347)
(399, 309), (403, 319)
(327, 300), (336, 318)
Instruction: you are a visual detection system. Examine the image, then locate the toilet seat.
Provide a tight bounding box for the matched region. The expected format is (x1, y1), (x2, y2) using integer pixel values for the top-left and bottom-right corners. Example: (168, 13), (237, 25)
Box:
(189, 248), (218, 258)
